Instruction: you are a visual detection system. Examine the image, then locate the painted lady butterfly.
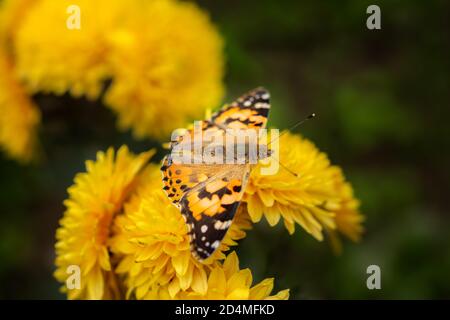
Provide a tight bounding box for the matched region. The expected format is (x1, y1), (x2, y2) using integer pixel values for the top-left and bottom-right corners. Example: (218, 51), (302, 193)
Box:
(161, 87), (271, 261)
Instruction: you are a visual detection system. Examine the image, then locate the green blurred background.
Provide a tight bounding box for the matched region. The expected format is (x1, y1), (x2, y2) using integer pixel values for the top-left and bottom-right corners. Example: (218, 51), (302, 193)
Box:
(1, 0), (449, 299)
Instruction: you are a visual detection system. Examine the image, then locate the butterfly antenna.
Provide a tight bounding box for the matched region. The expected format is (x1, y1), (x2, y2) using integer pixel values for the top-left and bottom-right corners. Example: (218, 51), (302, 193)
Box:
(270, 154), (299, 177)
(268, 113), (316, 146)
(264, 113), (316, 177)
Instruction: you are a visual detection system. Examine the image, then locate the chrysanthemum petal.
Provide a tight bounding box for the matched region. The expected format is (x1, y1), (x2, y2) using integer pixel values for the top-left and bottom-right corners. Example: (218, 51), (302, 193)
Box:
(207, 267), (227, 295)
(177, 252), (288, 300)
(87, 267), (104, 300)
(244, 132), (363, 247)
(172, 250), (190, 276)
(265, 289), (290, 300)
(249, 278), (274, 300)
(0, 49), (40, 162)
(54, 147), (153, 299)
(191, 267), (208, 295)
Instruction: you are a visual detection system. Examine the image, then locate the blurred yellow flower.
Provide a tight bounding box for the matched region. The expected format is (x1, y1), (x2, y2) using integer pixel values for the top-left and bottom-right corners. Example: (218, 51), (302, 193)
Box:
(14, 0), (117, 99)
(54, 146), (153, 299)
(243, 132), (364, 243)
(327, 167), (364, 254)
(13, 0), (224, 139)
(105, 0), (224, 139)
(0, 0), (36, 45)
(0, 0), (40, 162)
(178, 252), (289, 300)
(111, 166), (252, 299)
(0, 50), (40, 162)
(1, 0), (223, 161)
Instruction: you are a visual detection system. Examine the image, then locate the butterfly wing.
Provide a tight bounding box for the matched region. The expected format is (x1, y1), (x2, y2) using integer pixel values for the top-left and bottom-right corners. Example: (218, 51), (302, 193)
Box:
(179, 164), (250, 260)
(210, 87), (270, 130)
(161, 87), (271, 260)
(161, 156), (224, 206)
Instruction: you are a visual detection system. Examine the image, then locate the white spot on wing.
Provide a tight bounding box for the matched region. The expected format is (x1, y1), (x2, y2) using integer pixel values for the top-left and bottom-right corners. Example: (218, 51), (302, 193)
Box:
(214, 220), (232, 230)
(214, 220), (222, 230)
(254, 102), (269, 109)
(211, 240), (220, 249)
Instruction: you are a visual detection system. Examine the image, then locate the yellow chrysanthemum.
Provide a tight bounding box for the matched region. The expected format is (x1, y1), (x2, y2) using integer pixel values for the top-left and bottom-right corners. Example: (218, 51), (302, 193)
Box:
(54, 146), (154, 299)
(243, 132), (364, 243)
(14, 0), (116, 99)
(327, 167), (364, 253)
(0, 49), (40, 162)
(104, 0), (224, 139)
(0, 0), (40, 162)
(13, 0), (224, 138)
(0, 0), (36, 45)
(178, 252), (289, 300)
(111, 166), (252, 300)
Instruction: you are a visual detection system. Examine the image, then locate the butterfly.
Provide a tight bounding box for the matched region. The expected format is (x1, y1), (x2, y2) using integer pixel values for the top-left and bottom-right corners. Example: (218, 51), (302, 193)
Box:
(161, 87), (271, 261)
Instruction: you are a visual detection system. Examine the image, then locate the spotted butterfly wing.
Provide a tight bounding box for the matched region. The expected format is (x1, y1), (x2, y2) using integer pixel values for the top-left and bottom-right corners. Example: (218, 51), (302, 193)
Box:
(179, 165), (250, 260)
(161, 158), (222, 206)
(210, 87), (270, 129)
(161, 87), (270, 261)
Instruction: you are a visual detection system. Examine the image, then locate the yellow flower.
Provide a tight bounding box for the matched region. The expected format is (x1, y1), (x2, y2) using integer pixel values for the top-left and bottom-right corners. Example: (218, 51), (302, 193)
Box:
(0, 0), (40, 162)
(0, 49), (40, 162)
(14, 0), (115, 99)
(0, 0), (37, 46)
(54, 146), (154, 299)
(54, 146), (267, 300)
(53, 134), (360, 299)
(104, 0), (224, 139)
(327, 168), (364, 254)
(178, 252), (289, 300)
(1, 0), (224, 161)
(111, 166), (252, 299)
(243, 132), (364, 243)
(13, 0), (224, 139)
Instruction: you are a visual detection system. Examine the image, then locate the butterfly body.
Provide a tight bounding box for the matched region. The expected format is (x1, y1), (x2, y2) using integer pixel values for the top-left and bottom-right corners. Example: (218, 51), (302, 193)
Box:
(161, 87), (271, 261)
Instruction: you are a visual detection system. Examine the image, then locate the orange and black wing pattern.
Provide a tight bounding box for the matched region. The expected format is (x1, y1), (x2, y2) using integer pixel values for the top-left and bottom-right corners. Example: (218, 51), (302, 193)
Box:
(179, 165), (249, 260)
(161, 87), (270, 261)
(210, 87), (270, 130)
